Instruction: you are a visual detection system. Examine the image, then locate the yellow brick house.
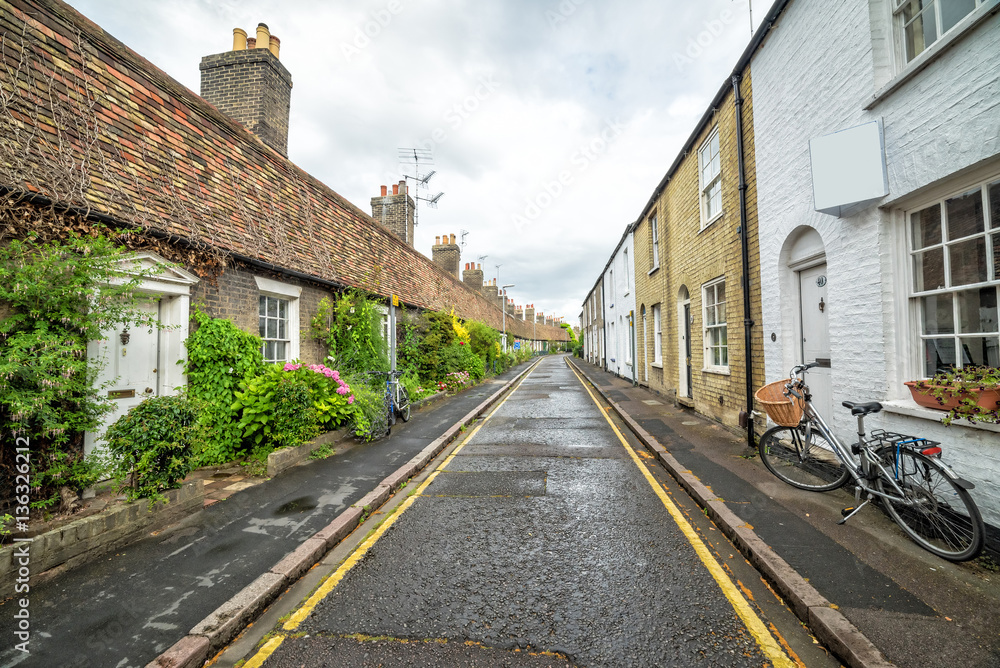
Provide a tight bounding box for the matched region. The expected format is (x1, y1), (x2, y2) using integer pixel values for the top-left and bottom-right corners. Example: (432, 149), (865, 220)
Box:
(632, 63), (763, 444)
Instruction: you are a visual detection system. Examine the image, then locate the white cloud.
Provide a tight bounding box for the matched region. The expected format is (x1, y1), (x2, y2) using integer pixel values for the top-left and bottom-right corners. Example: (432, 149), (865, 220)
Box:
(65, 0), (765, 324)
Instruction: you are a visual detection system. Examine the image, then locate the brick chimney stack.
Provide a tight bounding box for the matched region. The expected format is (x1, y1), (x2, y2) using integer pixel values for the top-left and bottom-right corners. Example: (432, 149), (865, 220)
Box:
(200, 23), (293, 157)
(536, 311), (545, 324)
(483, 278), (499, 303)
(431, 233), (461, 279)
(515, 305), (524, 320)
(462, 262), (484, 294)
(545, 315), (554, 326)
(371, 180), (415, 246)
(524, 304), (535, 323)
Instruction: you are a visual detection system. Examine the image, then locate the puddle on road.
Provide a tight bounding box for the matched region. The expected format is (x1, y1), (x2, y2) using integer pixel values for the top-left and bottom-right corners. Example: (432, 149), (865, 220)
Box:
(274, 496), (318, 515)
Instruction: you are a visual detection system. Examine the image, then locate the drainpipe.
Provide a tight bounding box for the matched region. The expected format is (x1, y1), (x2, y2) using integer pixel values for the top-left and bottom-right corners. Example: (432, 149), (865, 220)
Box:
(732, 73), (755, 450)
(601, 280), (607, 372)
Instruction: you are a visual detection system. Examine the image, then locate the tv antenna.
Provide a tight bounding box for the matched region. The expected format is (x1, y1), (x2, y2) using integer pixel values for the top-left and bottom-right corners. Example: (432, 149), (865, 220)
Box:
(398, 148), (444, 229)
(477, 254), (488, 268)
(460, 230), (469, 250)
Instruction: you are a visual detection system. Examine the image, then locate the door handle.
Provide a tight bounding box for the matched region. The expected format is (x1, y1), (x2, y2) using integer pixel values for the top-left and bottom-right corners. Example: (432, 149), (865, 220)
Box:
(144, 387), (154, 394)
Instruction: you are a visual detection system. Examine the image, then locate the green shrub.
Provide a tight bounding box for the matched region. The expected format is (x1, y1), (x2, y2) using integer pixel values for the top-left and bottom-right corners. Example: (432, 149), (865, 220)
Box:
(232, 366), (320, 450)
(0, 227), (160, 508)
(310, 289), (388, 373)
(184, 310), (263, 465)
(343, 372), (385, 441)
(104, 394), (200, 503)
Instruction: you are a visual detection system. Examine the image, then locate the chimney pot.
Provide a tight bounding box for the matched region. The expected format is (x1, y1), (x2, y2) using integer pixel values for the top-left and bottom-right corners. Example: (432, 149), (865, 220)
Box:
(247, 37), (257, 48)
(399, 179), (406, 194)
(435, 236), (441, 245)
(477, 263), (481, 270)
(233, 28), (248, 51)
(255, 23), (270, 50)
(392, 184), (399, 195)
(380, 185), (387, 196)
(269, 34), (280, 59)
(450, 233), (456, 245)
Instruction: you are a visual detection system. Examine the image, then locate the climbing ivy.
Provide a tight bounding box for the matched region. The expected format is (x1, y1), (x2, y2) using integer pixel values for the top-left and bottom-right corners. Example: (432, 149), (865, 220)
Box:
(310, 289), (388, 373)
(183, 309), (263, 464)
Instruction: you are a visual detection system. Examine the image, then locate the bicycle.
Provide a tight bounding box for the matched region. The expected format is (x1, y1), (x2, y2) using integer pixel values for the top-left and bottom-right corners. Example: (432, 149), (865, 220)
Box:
(365, 369), (411, 438)
(755, 362), (985, 562)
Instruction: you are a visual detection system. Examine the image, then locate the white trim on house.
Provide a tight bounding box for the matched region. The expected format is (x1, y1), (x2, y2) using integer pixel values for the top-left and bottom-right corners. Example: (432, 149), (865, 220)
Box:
(255, 276), (301, 363)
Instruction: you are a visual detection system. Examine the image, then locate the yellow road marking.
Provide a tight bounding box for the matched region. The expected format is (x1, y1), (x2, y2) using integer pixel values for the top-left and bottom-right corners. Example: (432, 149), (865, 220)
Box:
(566, 360), (795, 668)
(242, 635), (285, 668)
(237, 361), (542, 666)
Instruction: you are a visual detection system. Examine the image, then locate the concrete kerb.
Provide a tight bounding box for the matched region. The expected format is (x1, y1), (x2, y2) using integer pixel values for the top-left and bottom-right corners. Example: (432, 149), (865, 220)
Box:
(147, 360), (542, 668)
(566, 359), (894, 668)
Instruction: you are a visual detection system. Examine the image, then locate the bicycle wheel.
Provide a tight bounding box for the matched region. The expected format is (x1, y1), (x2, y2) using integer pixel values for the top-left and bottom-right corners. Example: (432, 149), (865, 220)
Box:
(758, 424), (850, 492)
(385, 388), (394, 433)
(396, 384), (411, 422)
(875, 448), (984, 561)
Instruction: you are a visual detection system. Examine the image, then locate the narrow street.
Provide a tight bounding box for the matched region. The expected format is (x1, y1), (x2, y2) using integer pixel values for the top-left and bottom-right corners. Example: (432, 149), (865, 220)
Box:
(235, 355), (837, 667)
(0, 366), (531, 668)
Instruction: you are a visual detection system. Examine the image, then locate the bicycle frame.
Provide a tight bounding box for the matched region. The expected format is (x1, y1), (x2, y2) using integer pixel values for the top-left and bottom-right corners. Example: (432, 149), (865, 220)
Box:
(786, 378), (927, 511)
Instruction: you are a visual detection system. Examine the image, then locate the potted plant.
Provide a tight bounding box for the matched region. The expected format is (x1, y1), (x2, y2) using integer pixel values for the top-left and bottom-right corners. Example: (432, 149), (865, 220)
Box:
(905, 366), (1000, 426)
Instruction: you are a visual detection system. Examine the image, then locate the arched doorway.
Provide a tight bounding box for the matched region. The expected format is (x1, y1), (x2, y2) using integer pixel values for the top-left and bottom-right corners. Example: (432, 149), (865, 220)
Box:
(677, 285), (691, 400)
(785, 228), (831, 420)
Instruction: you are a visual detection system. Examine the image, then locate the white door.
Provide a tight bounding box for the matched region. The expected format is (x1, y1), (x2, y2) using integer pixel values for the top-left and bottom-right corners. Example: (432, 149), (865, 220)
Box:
(799, 265), (831, 419)
(678, 294), (691, 399)
(94, 298), (161, 441)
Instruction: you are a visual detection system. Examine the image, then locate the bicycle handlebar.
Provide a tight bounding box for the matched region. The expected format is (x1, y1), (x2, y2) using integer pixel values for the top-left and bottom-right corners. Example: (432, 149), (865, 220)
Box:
(790, 361), (820, 376)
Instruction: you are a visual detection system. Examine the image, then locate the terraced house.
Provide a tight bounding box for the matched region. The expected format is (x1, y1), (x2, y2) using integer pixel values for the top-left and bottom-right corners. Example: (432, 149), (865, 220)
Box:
(628, 51), (763, 441)
(750, 0), (1000, 530)
(0, 0), (567, 452)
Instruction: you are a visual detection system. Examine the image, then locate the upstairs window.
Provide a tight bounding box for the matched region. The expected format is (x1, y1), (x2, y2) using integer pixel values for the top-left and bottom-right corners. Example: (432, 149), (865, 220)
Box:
(699, 127), (722, 227)
(894, 0), (984, 62)
(650, 214), (660, 271)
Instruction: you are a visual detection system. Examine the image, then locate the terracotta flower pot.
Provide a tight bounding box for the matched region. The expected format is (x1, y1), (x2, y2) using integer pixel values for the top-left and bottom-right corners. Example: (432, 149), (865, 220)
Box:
(905, 381), (1000, 411)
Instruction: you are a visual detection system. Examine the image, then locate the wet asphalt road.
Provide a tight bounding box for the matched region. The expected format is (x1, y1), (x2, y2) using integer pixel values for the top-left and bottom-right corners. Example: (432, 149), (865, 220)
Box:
(258, 356), (823, 667)
(0, 364), (530, 668)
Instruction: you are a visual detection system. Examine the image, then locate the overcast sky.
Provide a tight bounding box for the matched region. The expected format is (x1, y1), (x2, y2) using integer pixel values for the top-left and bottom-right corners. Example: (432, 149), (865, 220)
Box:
(65, 0), (766, 325)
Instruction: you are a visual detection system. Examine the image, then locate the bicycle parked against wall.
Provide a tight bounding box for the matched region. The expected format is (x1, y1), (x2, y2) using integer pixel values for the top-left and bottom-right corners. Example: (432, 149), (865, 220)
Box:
(366, 369), (411, 438)
(755, 362), (985, 561)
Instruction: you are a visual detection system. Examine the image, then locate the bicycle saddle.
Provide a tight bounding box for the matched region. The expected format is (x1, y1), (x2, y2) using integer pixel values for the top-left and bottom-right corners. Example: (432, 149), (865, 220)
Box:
(842, 401), (883, 416)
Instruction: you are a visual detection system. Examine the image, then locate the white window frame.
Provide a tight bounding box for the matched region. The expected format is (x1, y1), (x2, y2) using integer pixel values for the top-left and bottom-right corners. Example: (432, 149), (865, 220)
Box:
(698, 126), (723, 228)
(892, 0), (987, 64)
(906, 176), (1000, 377)
(653, 304), (662, 365)
(650, 214), (660, 273)
(623, 249), (630, 296)
(255, 276), (301, 364)
(702, 277), (728, 372)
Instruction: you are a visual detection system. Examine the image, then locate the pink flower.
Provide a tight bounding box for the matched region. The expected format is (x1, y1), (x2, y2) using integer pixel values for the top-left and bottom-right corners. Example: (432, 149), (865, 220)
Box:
(332, 371), (340, 381)
(336, 386), (348, 395)
(348, 395), (355, 404)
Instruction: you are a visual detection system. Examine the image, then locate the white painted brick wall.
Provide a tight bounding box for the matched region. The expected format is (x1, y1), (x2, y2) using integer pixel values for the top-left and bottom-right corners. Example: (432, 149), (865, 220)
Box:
(752, 0), (1000, 526)
(604, 230), (637, 381)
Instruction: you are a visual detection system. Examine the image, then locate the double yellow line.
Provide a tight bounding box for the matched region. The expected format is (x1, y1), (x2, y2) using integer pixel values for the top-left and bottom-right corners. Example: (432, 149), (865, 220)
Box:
(565, 360), (796, 668)
(242, 362), (540, 667)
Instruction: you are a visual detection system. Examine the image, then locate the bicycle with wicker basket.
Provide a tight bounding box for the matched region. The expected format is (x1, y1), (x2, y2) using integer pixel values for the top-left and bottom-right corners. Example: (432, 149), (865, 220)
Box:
(754, 362), (985, 561)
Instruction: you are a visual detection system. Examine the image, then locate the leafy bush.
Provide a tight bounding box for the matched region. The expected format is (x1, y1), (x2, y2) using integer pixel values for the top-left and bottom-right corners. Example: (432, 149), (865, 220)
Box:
(184, 310), (263, 465)
(311, 289), (388, 373)
(282, 363), (358, 429)
(437, 371), (472, 394)
(343, 372), (385, 441)
(0, 227), (160, 508)
(415, 310), (457, 382)
(104, 394), (200, 503)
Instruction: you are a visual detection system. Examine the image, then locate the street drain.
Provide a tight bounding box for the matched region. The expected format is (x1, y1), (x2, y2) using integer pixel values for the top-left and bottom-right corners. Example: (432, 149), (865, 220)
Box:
(274, 496), (318, 515)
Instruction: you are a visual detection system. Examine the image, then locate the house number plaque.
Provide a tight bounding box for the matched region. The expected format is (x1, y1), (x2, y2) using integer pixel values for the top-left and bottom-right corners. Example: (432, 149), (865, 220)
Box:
(816, 275), (827, 287)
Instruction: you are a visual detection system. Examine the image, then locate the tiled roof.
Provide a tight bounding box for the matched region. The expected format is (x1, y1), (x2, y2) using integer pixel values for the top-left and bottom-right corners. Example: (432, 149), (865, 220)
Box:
(0, 0), (567, 341)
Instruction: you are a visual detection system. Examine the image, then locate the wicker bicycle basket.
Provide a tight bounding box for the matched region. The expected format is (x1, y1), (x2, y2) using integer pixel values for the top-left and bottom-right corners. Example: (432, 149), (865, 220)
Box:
(755, 379), (804, 427)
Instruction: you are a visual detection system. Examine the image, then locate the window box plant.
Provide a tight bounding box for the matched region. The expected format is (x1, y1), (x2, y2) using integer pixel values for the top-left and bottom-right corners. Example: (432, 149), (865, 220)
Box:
(905, 366), (1000, 426)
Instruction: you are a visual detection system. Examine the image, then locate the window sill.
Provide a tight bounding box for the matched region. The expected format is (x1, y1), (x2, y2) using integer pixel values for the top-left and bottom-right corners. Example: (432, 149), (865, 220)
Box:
(702, 366), (731, 376)
(651, 362), (663, 369)
(699, 211), (724, 232)
(864, 0), (1000, 110)
(648, 265), (660, 276)
(881, 399), (1000, 434)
